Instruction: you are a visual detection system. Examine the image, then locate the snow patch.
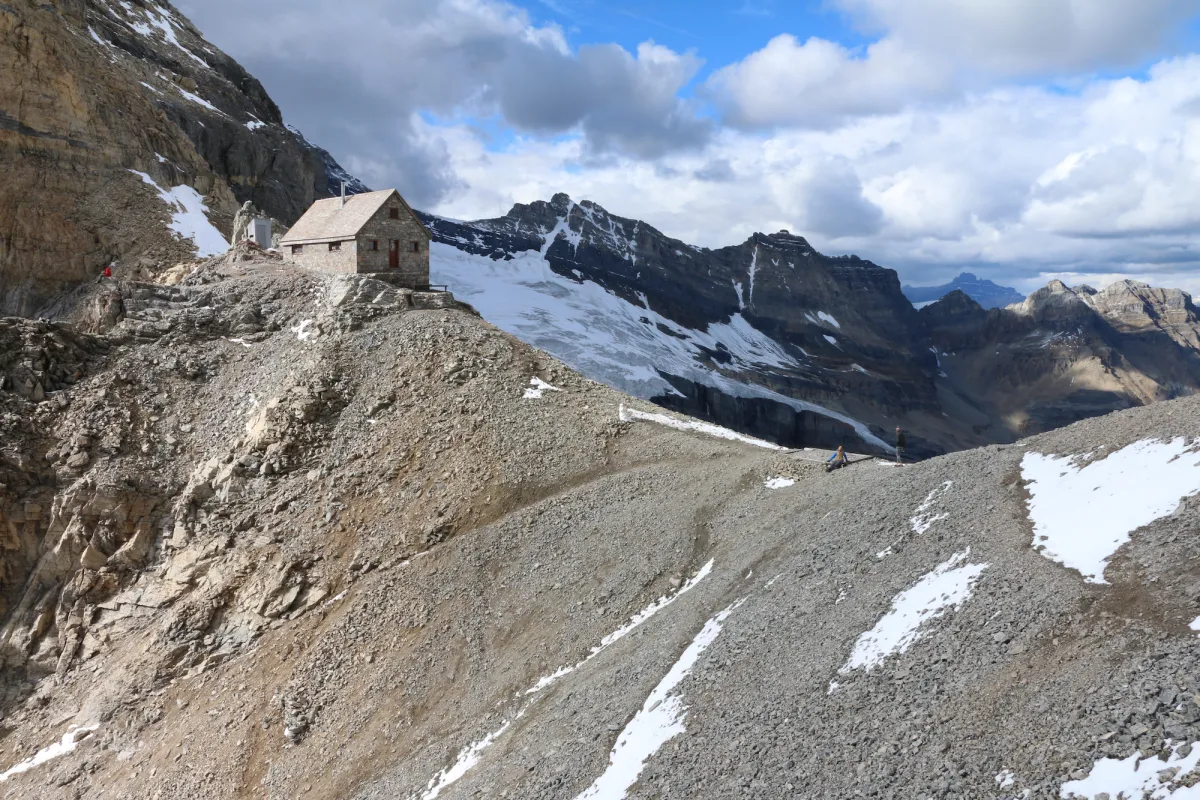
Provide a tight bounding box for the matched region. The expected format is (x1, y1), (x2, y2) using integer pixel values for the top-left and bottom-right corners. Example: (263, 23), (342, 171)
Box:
(764, 477), (795, 490)
(1021, 438), (1200, 584)
(817, 311), (840, 328)
(178, 88), (221, 113)
(291, 320), (317, 342)
(126, 2), (208, 67)
(573, 601), (742, 799)
(415, 560), (716, 797)
(523, 377), (561, 400)
(527, 559), (714, 695)
(419, 720), (513, 800)
(839, 550), (987, 674)
(620, 405), (784, 451)
(128, 170), (228, 257)
(747, 246), (758, 306)
(246, 119), (266, 131)
(824, 335), (839, 347)
(0, 725), (98, 781)
(911, 481), (953, 534)
(1060, 740), (1200, 799)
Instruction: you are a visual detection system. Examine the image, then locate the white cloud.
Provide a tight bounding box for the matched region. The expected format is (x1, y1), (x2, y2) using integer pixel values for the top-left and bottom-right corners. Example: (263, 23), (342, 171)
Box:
(836, 0), (1198, 76)
(708, 0), (1200, 128)
(707, 34), (950, 128)
(430, 57), (1200, 294)
(177, 0), (709, 204)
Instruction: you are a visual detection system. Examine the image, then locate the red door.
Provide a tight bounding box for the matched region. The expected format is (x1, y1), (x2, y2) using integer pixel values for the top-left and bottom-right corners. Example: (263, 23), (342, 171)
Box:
(389, 240), (399, 268)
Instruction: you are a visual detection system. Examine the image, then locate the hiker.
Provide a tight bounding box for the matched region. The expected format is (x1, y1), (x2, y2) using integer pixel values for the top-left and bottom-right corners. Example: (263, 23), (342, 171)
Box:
(895, 427), (906, 464)
(825, 445), (848, 473)
(96, 265), (113, 282)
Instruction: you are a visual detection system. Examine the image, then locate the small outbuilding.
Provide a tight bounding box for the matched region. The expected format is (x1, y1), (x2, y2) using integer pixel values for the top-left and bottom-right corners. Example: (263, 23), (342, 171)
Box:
(279, 189), (432, 288)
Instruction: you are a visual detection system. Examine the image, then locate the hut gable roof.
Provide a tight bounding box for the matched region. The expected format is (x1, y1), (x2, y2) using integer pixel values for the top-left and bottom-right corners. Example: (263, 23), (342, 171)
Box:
(280, 189), (429, 244)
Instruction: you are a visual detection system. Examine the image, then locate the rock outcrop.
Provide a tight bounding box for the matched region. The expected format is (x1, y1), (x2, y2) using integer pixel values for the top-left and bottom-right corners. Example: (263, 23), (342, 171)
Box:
(0, 0), (366, 315)
(921, 281), (1200, 435)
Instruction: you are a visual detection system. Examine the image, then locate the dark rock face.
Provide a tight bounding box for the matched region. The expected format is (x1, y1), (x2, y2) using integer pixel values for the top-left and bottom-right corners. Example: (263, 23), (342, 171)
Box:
(85, 0), (369, 224)
(922, 282), (1200, 437)
(426, 196), (956, 455)
(427, 195), (1200, 455)
(0, 0), (368, 314)
(903, 272), (1025, 309)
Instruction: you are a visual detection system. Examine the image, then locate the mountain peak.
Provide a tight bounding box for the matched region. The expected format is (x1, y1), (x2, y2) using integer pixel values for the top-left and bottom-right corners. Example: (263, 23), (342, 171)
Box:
(902, 272), (1025, 309)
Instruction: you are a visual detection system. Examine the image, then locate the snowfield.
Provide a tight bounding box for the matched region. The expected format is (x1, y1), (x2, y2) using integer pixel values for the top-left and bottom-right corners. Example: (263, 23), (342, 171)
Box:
(431, 240), (890, 452)
(1021, 438), (1200, 584)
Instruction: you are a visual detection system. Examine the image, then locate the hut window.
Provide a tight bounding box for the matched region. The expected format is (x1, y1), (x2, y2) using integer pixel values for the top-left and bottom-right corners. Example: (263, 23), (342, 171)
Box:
(369, 240), (378, 251)
(410, 241), (420, 253)
(328, 241), (341, 252)
(290, 244), (303, 254)
(389, 208), (400, 219)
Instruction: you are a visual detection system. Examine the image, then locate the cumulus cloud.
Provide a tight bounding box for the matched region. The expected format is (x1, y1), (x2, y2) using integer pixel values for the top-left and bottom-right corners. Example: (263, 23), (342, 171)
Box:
(707, 35), (950, 128)
(708, 0), (1200, 128)
(793, 158), (884, 239)
(837, 0), (1199, 76)
(175, 0), (709, 205)
(427, 58), (1200, 294)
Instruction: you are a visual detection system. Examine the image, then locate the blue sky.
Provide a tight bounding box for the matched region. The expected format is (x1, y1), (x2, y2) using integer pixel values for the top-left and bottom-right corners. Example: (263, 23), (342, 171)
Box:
(527, 0), (870, 80)
(180, 0), (1200, 293)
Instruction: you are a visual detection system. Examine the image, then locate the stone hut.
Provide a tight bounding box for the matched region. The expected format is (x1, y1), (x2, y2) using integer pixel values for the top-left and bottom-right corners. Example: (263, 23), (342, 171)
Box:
(279, 189), (431, 287)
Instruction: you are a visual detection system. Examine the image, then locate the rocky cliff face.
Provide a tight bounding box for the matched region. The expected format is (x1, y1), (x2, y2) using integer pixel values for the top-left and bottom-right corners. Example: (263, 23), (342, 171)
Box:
(921, 281), (1200, 435)
(1081, 279), (1200, 348)
(0, 0), (366, 315)
(426, 194), (960, 457)
(427, 195), (1200, 455)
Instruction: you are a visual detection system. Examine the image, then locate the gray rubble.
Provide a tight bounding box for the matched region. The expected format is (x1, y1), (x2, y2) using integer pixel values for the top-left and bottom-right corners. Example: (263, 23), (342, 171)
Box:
(0, 255), (1197, 800)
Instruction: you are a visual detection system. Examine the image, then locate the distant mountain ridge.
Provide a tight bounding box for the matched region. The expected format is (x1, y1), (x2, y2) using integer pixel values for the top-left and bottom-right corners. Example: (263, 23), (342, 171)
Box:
(424, 195), (1200, 456)
(903, 272), (1025, 309)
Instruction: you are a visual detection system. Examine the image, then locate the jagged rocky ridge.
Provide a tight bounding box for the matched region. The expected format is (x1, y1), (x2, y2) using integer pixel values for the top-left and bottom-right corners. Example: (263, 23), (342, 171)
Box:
(426, 195), (1200, 456)
(0, 0), (368, 315)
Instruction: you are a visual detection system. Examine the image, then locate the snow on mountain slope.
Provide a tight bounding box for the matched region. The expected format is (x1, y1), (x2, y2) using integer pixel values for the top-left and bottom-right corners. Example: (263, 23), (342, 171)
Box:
(432, 241), (891, 451)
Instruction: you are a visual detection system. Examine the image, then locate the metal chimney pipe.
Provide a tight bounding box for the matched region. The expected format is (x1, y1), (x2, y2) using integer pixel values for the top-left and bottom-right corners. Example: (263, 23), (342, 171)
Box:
(340, 181), (346, 208)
